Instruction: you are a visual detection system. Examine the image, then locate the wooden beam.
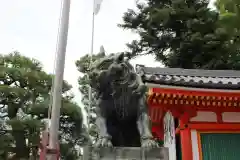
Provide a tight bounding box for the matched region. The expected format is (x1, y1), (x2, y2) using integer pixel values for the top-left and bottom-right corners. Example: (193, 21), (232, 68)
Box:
(188, 123), (240, 131)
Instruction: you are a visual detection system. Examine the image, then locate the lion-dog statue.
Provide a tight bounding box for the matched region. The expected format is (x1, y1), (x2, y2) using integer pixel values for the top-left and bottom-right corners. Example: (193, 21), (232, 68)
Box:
(89, 53), (158, 148)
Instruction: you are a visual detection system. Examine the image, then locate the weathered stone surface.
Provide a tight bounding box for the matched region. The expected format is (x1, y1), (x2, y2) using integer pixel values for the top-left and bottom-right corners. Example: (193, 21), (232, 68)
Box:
(83, 147), (169, 160)
(89, 53), (158, 148)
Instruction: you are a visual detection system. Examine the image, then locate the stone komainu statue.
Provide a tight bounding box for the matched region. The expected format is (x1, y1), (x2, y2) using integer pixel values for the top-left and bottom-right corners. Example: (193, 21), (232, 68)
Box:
(89, 53), (158, 148)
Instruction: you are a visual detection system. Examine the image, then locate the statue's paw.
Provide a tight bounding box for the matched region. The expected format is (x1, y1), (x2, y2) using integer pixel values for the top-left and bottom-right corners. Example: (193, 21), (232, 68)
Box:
(133, 85), (146, 95)
(141, 138), (159, 148)
(94, 137), (113, 148)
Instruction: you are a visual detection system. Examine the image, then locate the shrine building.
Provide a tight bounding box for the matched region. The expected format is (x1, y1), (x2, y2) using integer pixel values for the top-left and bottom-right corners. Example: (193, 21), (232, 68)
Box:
(136, 65), (240, 160)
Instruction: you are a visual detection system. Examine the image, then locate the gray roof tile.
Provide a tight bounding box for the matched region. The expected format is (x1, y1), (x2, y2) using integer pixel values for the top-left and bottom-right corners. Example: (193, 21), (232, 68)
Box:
(136, 65), (240, 90)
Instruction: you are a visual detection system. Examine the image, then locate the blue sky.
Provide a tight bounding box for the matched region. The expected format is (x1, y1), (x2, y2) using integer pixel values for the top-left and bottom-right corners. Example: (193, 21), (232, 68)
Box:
(0, 0), (215, 121)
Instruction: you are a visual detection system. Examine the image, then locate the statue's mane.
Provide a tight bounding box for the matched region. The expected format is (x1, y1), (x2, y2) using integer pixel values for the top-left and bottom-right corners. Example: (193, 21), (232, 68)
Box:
(90, 54), (116, 71)
(90, 54), (145, 99)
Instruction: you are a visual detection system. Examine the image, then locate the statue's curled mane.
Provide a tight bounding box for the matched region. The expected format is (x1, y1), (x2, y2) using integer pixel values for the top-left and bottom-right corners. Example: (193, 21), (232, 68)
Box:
(89, 53), (158, 148)
(89, 53), (146, 99)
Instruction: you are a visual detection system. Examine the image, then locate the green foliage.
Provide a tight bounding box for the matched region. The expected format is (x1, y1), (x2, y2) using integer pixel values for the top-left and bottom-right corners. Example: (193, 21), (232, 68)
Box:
(215, 0), (240, 46)
(214, 0), (240, 68)
(120, 0), (240, 69)
(76, 51), (106, 142)
(0, 51), (87, 159)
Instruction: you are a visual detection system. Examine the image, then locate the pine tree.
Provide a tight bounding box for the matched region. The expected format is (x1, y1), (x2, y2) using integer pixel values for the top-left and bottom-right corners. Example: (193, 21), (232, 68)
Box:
(215, 0), (240, 48)
(0, 52), (87, 159)
(214, 0), (240, 69)
(120, 0), (238, 69)
(76, 49), (106, 143)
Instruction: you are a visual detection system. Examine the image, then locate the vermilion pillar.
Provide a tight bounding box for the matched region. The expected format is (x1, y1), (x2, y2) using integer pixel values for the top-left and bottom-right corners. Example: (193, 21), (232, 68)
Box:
(179, 117), (193, 160)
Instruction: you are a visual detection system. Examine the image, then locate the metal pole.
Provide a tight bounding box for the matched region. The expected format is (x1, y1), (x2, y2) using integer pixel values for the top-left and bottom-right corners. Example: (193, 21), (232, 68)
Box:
(90, 12), (95, 61)
(88, 2), (95, 131)
(48, 0), (71, 159)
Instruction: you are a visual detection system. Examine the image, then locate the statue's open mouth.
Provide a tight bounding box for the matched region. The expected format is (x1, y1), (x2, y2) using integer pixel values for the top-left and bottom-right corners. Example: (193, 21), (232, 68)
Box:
(113, 63), (130, 85)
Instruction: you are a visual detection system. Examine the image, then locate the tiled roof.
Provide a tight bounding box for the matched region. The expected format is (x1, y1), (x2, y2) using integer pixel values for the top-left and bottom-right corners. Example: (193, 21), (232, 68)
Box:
(136, 65), (240, 90)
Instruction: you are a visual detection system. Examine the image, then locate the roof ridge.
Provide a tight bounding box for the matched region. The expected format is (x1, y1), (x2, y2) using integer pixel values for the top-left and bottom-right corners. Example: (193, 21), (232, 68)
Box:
(141, 66), (240, 78)
(136, 65), (240, 90)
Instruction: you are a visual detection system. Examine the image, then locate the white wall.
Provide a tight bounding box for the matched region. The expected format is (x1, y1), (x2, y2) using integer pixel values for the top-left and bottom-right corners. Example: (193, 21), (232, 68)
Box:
(190, 111), (240, 123)
(222, 112), (240, 123)
(190, 111), (217, 122)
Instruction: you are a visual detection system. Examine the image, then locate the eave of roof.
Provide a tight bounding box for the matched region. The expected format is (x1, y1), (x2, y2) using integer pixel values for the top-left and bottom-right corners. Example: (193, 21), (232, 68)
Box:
(136, 65), (240, 90)
(146, 83), (240, 93)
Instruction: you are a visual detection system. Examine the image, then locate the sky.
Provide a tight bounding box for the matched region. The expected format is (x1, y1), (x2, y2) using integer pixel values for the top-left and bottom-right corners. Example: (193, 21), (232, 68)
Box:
(0, 0), (216, 123)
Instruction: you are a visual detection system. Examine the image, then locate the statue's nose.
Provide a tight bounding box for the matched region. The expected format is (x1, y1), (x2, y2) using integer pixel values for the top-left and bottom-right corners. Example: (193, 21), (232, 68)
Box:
(111, 64), (122, 74)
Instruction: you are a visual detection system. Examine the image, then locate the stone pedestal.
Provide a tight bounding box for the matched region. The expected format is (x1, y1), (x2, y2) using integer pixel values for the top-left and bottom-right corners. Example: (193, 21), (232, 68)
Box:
(83, 147), (169, 160)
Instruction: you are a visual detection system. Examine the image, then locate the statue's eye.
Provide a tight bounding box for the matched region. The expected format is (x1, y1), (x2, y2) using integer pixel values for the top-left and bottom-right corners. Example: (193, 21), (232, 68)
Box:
(98, 60), (112, 70)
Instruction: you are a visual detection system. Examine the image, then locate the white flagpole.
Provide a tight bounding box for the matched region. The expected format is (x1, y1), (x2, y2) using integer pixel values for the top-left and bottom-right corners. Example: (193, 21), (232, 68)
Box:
(88, 0), (103, 145)
(90, 12), (95, 62)
(88, 0), (95, 131)
(48, 0), (71, 159)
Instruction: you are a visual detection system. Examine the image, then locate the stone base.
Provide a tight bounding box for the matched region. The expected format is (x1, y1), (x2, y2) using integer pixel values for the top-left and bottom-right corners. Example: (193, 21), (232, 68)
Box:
(83, 147), (169, 160)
